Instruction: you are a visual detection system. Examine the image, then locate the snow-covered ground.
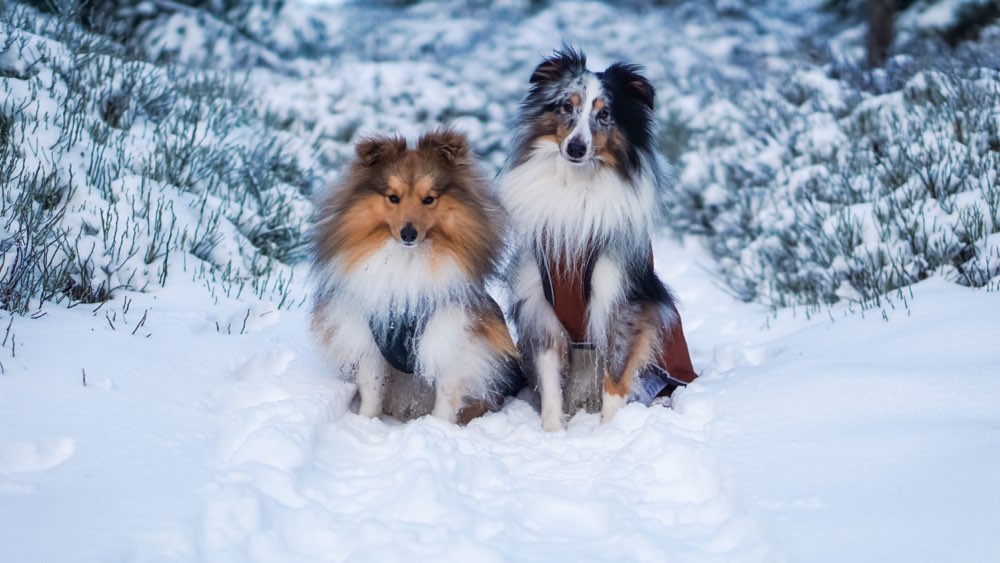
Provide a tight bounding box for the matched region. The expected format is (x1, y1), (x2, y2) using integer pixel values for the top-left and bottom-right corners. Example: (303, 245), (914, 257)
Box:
(2, 235), (998, 562)
(3, 0), (1000, 561)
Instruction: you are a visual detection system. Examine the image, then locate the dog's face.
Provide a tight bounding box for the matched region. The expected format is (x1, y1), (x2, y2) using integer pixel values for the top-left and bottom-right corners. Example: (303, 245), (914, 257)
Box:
(549, 75), (615, 165)
(380, 168), (440, 247)
(350, 132), (477, 250)
(522, 48), (656, 176)
(318, 130), (503, 282)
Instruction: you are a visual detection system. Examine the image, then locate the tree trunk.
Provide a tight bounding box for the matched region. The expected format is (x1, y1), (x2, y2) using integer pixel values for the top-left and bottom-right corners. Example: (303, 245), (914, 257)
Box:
(868, 0), (894, 67)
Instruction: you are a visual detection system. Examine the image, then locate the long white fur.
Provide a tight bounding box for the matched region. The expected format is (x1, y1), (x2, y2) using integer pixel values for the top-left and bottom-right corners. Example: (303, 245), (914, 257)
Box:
(512, 253), (566, 341)
(419, 304), (503, 422)
(313, 297), (387, 415)
(315, 239), (476, 334)
(535, 348), (564, 431)
(356, 353), (389, 418)
(600, 390), (626, 422)
(584, 254), (625, 350)
(500, 139), (658, 263)
(313, 239), (498, 421)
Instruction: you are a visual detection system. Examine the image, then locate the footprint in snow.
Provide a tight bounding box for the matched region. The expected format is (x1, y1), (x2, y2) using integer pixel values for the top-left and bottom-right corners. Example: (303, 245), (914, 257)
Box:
(0, 437), (75, 474)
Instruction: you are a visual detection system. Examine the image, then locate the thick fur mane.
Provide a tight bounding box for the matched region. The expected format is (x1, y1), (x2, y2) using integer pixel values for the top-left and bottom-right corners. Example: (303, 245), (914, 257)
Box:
(500, 141), (658, 265)
(312, 130), (507, 320)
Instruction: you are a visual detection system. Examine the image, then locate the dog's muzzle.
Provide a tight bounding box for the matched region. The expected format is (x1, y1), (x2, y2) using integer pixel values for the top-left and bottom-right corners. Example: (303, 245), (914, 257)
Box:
(565, 138), (588, 162)
(400, 223), (418, 245)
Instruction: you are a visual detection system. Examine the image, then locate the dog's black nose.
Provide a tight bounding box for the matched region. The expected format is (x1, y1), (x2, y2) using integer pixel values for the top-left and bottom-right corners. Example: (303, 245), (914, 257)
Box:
(566, 138), (587, 160)
(400, 223), (418, 244)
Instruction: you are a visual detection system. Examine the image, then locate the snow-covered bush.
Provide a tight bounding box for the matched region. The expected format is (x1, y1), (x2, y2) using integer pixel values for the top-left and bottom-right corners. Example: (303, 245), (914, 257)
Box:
(5, 0), (994, 314)
(126, 0), (295, 70)
(22, 0), (301, 70)
(0, 2), (315, 313)
(664, 18), (1000, 306)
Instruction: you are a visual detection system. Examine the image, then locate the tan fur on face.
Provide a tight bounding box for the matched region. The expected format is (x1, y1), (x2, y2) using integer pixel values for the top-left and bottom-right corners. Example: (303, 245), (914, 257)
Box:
(594, 127), (630, 177)
(555, 122), (575, 146)
(383, 171), (439, 246)
(533, 119), (574, 151)
(314, 131), (506, 283)
(321, 195), (390, 271)
(528, 99), (616, 160)
(527, 114), (563, 150)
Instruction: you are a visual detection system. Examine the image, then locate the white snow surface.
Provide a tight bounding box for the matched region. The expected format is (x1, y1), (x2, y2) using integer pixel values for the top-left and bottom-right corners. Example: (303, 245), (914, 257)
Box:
(3, 1), (1000, 561)
(2, 237), (999, 562)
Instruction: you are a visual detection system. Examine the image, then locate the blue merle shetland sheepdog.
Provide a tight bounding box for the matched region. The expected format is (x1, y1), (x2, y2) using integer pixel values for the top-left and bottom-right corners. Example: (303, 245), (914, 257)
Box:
(312, 130), (523, 424)
(500, 47), (698, 431)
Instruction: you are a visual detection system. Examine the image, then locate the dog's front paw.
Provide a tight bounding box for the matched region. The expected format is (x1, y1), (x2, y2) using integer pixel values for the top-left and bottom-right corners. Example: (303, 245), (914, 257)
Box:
(357, 399), (382, 418)
(541, 410), (564, 432)
(431, 402), (459, 424)
(601, 391), (626, 423)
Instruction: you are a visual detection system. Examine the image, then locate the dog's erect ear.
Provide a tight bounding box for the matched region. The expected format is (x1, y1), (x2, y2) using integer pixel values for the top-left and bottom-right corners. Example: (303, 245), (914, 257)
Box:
(530, 46), (587, 84)
(355, 135), (406, 167)
(603, 62), (655, 110)
(418, 129), (470, 164)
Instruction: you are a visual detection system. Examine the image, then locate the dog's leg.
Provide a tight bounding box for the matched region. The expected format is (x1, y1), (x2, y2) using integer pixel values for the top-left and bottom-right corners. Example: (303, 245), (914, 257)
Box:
(510, 253), (569, 430)
(356, 355), (389, 418)
(602, 306), (659, 423)
(536, 348), (565, 431)
(431, 380), (462, 423)
(600, 373), (628, 422)
(313, 302), (389, 418)
(419, 304), (489, 424)
(584, 254), (633, 421)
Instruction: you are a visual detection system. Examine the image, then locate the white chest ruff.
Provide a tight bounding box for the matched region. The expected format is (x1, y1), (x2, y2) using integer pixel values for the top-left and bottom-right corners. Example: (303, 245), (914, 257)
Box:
(318, 240), (472, 317)
(313, 241), (484, 383)
(500, 143), (656, 257)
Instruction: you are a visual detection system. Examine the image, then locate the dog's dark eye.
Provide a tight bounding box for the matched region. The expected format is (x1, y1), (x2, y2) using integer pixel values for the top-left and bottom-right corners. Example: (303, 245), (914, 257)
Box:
(597, 108), (611, 122)
(387, 194), (400, 204)
(421, 196), (435, 205)
(560, 101), (574, 114)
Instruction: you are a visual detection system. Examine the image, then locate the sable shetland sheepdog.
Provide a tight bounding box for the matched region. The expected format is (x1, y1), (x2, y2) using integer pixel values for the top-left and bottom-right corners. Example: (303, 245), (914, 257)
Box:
(311, 130), (524, 424)
(501, 48), (698, 431)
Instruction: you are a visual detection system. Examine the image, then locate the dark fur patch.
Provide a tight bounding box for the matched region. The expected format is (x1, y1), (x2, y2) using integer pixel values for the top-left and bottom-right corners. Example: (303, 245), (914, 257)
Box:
(356, 135), (407, 167)
(597, 62), (656, 174)
(530, 46), (587, 85)
(369, 312), (421, 374)
(417, 128), (470, 165)
(624, 257), (676, 309)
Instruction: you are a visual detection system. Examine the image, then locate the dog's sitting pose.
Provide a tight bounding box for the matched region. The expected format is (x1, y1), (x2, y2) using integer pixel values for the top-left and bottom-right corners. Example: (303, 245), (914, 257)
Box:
(311, 130), (523, 424)
(500, 48), (698, 431)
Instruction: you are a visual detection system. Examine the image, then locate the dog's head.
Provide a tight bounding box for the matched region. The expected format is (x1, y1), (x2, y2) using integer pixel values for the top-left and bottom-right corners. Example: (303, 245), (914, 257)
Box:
(352, 133), (457, 249)
(319, 130), (504, 281)
(518, 47), (657, 178)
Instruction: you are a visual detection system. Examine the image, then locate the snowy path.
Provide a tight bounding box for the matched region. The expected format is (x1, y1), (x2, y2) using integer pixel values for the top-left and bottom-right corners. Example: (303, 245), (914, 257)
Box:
(171, 235), (775, 561)
(197, 364), (769, 562)
(2, 236), (999, 562)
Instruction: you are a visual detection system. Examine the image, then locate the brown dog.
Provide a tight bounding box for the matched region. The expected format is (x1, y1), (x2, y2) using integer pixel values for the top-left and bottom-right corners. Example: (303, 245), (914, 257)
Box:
(312, 130), (524, 423)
